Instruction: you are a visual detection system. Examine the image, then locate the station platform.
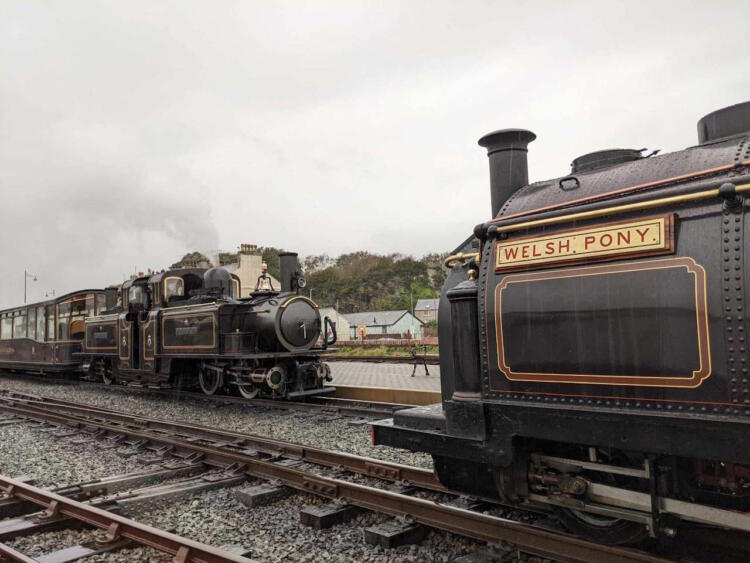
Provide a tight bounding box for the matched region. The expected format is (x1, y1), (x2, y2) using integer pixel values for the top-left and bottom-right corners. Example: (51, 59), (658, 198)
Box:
(328, 361), (440, 391)
(325, 361), (441, 405)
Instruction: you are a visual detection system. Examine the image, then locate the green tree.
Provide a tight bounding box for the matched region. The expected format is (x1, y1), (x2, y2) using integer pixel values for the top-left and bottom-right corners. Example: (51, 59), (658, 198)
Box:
(171, 251), (210, 268)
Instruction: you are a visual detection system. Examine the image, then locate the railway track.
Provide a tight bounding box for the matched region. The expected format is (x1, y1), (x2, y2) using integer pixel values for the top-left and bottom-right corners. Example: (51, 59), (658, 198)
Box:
(0, 390), (664, 563)
(0, 371), (413, 418)
(0, 473), (252, 562)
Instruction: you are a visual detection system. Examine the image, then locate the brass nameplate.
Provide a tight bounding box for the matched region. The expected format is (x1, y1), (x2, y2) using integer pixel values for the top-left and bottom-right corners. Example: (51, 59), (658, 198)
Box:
(495, 214), (674, 272)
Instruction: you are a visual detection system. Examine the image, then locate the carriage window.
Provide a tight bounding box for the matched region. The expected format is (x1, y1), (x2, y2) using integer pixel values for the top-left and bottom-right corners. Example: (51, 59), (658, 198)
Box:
(164, 278), (185, 300)
(27, 308), (36, 340)
(129, 286), (148, 306)
(13, 311), (27, 339)
(0, 316), (11, 340)
(86, 294), (95, 317)
(70, 298), (87, 339)
(95, 294), (106, 315)
(36, 307), (46, 342)
(57, 302), (71, 340)
(47, 307), (56, 342)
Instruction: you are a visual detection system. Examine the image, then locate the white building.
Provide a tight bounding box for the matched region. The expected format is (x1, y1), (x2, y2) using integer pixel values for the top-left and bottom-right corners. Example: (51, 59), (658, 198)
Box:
(221, 244), (280, 297)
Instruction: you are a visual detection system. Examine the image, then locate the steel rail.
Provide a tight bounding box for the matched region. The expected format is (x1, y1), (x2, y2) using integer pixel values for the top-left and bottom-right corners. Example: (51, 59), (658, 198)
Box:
(0, 370), (417, 416)
(0, 541), (38, 563)
(0, 400), (664, 563)
(0, 476), (250, 563)
(0, 393), (443, 492)
(87, 381), (404, 417)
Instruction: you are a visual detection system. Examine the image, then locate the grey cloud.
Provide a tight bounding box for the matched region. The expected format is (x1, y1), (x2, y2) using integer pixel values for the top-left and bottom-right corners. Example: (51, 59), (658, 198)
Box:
(1, 1), (749, 307)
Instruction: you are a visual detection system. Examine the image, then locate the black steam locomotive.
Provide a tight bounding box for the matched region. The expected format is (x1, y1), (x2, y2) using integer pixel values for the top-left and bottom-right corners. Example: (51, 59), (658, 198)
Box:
(374, 102), (750, 544)
(78, 252), (335, 399)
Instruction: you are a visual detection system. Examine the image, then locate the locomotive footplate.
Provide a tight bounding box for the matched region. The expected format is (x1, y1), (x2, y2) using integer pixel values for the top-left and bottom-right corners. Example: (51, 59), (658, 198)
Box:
(287, 385), (336, 399)
(372, 404), (504, 467)
(374, 400), (750, 468)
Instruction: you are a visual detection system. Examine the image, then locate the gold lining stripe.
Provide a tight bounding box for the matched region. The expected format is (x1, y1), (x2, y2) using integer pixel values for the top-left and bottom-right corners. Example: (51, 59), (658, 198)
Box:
(161, 312), (216, 350)
(84, 320), (118, 351)
(118, 317), (131, 361)
(163, 276), (184, 303)
(142, 315), (156, 361)
(488, 162), (750, 224)
(280, 296), (318, 309)
(492, 257), (711, 388)
(165, 302), (217, 311)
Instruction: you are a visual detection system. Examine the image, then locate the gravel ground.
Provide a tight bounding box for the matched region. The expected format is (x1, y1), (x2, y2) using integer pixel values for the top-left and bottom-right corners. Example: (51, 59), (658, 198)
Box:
(0, 423), (144, 487)
(7, 528), (169, 562)
(131, 484), (480, 562)
(0, 375), (433, 469)
(0, 375), (503, 562)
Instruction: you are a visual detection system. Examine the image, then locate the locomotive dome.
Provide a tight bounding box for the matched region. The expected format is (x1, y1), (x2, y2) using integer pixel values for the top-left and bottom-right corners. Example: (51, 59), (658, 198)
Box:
(204, 267), (232, 295)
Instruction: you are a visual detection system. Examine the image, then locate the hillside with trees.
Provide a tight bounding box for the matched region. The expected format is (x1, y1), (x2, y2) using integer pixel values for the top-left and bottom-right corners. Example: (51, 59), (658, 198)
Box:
(303, 252), (447, 313)
(170, 248), (448, 313)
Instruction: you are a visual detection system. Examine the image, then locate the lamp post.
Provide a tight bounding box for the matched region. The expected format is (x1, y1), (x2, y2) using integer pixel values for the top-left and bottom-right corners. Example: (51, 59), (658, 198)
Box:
(24, 271), (37, 304)
(410, 283), (414, 340)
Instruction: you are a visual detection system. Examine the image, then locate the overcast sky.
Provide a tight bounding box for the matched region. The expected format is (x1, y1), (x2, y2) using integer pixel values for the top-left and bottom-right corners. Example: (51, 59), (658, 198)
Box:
(1, 1), (749, 307)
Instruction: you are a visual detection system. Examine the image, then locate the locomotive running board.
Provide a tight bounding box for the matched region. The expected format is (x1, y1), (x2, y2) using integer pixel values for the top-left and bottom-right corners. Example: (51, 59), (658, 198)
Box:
(287, 386), (336, 399)
(531, 481), (750, 534)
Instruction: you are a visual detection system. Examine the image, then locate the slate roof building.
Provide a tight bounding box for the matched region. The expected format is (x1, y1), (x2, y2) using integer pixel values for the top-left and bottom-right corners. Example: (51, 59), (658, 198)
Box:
(414, 298), (440, 324)
(343, 310), (424, 340)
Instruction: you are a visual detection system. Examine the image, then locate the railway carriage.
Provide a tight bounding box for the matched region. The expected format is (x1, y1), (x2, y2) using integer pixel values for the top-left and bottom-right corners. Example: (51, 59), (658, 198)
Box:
(373, 102), (750, 544)
(82, 252), (335, 399)
(0, 289), (107, 374)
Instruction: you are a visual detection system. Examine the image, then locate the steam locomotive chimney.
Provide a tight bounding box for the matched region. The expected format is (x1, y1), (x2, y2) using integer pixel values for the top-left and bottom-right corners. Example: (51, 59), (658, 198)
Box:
(279, 252), (298, 293)
(478, 128), (536, 217)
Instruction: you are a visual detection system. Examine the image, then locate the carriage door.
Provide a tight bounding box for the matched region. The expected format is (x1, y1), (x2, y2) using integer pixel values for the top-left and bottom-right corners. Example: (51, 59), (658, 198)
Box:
(140, 310), (158, 372)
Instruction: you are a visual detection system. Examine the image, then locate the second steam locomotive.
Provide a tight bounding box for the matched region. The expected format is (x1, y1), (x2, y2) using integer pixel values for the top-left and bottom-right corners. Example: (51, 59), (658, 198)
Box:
(82, 252), (335, 399)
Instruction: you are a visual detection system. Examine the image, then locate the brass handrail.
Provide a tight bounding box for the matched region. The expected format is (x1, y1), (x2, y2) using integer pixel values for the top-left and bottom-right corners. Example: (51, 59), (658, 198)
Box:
(492, 182), (750, 235)
(444, 252), (480, 269)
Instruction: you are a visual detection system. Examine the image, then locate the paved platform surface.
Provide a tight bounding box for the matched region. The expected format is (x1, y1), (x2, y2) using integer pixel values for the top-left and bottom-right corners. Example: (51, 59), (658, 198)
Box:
(329, 361), (441, 390)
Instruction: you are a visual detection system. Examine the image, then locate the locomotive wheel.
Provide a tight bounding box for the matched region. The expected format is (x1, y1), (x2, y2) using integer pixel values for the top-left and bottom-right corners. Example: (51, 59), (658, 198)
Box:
(199, 366), (223, 395)
(101, 368), (114, 385)
(237, 381), (260, 399)
(94, 359), (115, 385)
(557, 449), (648, 545)
(557, 508), (648, 545)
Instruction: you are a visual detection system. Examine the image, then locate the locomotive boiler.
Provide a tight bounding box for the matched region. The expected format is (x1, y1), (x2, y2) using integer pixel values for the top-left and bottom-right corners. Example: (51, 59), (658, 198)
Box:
(82, 252), (335, 399)
(373, 102), (750, 544)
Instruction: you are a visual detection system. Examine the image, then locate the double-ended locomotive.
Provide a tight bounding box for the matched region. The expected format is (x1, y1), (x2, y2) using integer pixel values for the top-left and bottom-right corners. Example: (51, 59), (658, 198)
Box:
(82, 252), (335, 399)
(0, 252), (335, 400)
(374, 101), (750, 544)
